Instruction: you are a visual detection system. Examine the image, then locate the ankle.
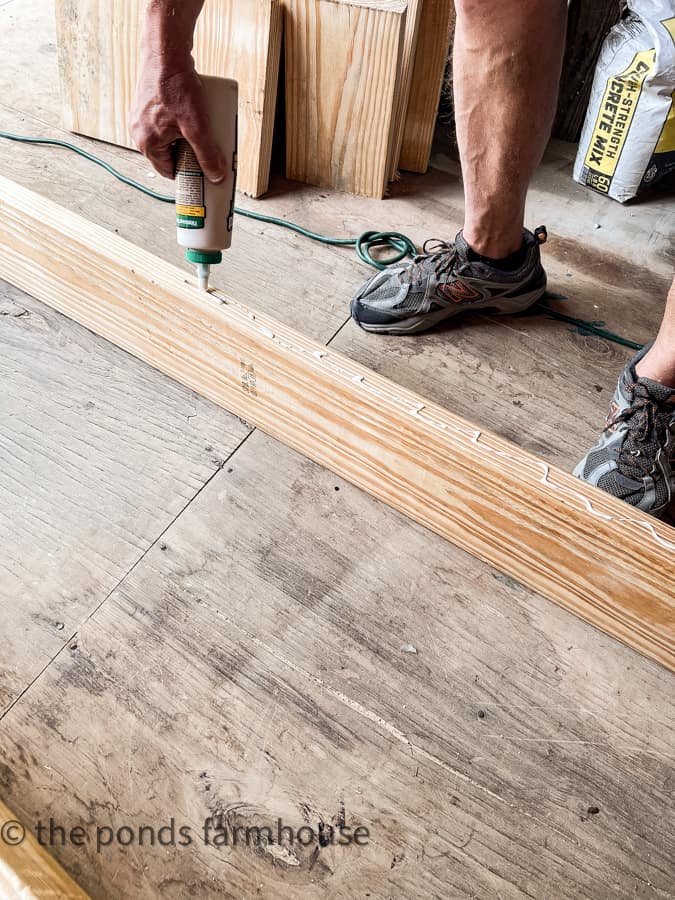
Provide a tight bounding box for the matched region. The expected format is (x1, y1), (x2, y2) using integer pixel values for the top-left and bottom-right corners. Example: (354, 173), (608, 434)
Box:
(636, 348), (675, 389)
(467, 241), (528, 271)
(462, 224), (523, 260)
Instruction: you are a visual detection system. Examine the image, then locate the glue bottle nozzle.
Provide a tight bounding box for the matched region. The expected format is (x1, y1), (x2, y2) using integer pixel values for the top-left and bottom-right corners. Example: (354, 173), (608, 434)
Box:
(185, 249), (222, 292)
(196, 262), (210, 292)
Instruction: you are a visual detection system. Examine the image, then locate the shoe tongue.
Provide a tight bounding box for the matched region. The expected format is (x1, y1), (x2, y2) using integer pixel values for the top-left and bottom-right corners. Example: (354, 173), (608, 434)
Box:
(634, 376), (675, 404)
(454, 230), (470, 261)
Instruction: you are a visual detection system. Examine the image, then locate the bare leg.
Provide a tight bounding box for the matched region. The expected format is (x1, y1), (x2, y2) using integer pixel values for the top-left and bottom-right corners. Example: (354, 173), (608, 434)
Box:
(453, 0), (567, 258)
(636, 277), (675, 388)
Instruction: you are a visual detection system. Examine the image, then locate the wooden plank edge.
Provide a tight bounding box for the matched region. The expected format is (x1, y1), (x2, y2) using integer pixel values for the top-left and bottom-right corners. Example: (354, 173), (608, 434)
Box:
(55, 0), (282, 198)
(386, 0), (425, 182)
(252, 0), (283, 198)
(398, 0), (455, 174)
(384, 6), (411, 191)
(0, 174), (673, 671)
(0, 799), (90, 899)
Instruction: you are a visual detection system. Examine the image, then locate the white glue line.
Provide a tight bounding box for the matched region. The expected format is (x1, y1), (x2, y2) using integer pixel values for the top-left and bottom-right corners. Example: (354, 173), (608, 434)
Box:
(213, 292), (675, 554)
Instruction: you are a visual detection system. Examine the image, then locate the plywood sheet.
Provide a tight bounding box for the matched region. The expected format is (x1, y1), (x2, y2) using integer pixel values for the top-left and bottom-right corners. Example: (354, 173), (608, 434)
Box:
(0, 175), (673, 671)
(398, 0), (455, 173)
(285, 0), (407, 198)
(55, 0), (282, 196)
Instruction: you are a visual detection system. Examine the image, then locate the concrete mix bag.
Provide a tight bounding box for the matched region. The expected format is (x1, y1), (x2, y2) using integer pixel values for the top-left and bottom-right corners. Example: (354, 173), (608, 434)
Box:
(574, 0), (675, 202)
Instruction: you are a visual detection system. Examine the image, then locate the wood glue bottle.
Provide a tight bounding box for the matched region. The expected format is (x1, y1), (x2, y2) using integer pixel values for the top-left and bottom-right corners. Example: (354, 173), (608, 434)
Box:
(175, 75), (238, 291)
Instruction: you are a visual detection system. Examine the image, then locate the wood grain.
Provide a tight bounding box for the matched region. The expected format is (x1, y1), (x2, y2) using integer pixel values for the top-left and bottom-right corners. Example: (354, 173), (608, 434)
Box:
(54, 0), (282, 197)
(0, 101), (353, 345)
(0, 799), (89, 898)
(0, 275), (249, 716)
(0, 176), (673, 669)
(386, 0), (425, 181)
(2, 431), (674, 897)
(284, 0), (407, 198)
(398, 0), (455, 173)
(3, 13), (675, 896)
(194, 0), (282, 197)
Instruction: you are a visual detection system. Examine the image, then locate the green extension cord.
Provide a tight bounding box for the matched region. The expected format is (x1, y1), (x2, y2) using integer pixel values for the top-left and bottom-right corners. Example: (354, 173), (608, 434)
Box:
(0, 131), (414, 270)
(0, 130), (641, 349)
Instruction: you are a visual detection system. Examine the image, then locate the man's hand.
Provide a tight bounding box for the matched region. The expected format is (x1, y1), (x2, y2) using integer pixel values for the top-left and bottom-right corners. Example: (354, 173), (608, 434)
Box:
(129, 0), (227, 183)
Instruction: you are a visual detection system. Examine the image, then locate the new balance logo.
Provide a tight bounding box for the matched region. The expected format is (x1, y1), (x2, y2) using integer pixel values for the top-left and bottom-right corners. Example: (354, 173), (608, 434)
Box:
(437, 280), (482, 304)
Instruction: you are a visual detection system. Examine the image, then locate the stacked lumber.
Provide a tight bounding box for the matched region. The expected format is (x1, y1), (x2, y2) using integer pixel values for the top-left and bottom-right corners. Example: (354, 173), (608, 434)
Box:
(55, 0), (455, 200)
(54, 0), (282, 198)
(284, 0), (455, 195)
(399, 0), (455, 173)
(194, 0), (282, 196)
(386, 0), (425, 181)
(284, 0), (408, 199)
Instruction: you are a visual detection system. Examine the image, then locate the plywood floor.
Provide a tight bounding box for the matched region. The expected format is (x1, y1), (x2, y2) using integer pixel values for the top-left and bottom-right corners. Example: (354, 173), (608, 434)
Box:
(1, 2), (674, 898)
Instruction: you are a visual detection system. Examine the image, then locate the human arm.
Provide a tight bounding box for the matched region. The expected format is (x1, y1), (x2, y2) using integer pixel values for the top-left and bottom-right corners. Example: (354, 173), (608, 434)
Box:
(129, 0), (227, 182)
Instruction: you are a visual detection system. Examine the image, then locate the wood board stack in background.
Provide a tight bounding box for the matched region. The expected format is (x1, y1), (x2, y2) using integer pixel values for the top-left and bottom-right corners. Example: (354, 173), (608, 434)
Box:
(386, 0), (424, 181)
(195, 0), (282, 196)
(284, 0), (408, 199)
(54, 0), (454, 200)
(399, 0), (455, 173)
(55, 0), (282, 197)
(284, 0), (455, 197)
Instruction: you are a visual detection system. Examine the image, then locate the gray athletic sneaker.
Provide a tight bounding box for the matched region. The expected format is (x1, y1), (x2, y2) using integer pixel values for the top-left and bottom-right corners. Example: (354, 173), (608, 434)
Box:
(350, 227), (548, 334)
(574, 343), (675, 517)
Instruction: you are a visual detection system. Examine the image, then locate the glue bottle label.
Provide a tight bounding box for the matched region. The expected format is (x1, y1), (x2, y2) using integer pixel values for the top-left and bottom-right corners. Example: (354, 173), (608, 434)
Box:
(175, 142), (205, 229)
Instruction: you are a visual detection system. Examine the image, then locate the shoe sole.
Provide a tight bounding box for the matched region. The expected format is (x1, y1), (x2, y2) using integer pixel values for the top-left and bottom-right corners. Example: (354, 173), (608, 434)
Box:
(351, 285), (547, 335)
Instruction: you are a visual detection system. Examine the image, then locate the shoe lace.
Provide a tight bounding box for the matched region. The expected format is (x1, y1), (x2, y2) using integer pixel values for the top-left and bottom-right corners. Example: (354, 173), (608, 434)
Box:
(609, 383), (674, 478)
(405, 239), (464, 285)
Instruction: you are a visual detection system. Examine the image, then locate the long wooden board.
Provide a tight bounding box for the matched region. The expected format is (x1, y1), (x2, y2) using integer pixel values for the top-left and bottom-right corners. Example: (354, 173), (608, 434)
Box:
(54, 0), (282, 197)
(398, 0), (455, 173)
(285, 0), (407, 198)
(0, 175), (673, 670)
(0, 799), (89, 899)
